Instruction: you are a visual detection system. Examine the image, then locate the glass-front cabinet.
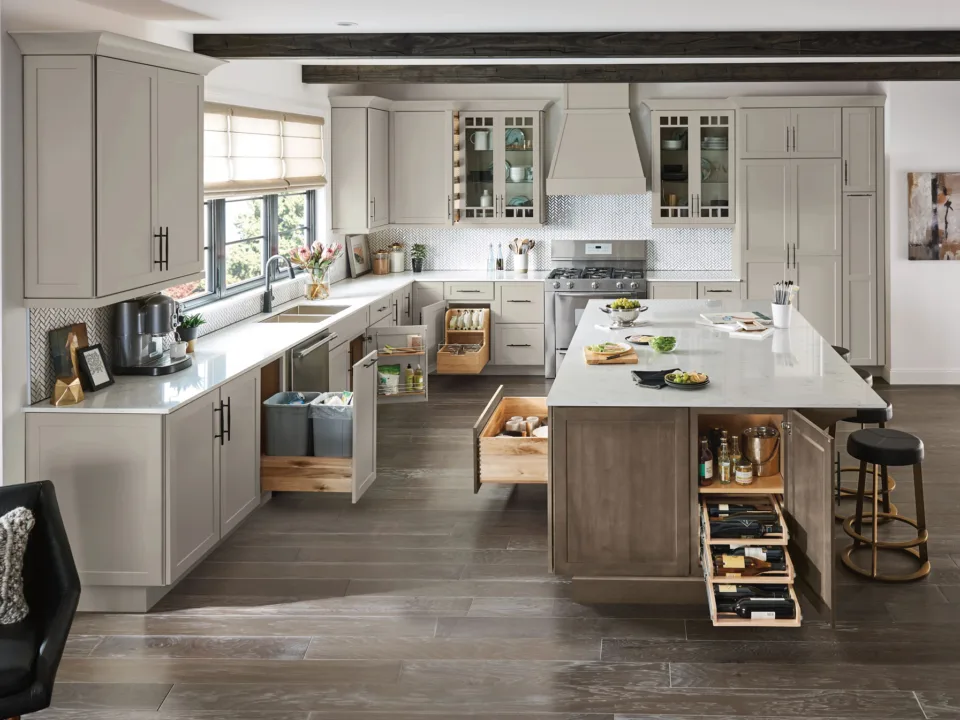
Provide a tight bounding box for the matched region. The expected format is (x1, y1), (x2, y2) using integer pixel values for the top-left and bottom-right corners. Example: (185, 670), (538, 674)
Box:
(460, 111), (543, 225)
(651, 109), (736, 227)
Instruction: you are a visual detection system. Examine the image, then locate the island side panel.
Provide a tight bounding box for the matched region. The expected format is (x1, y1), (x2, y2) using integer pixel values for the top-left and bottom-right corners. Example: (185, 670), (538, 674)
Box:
(552, 406), (691, 578)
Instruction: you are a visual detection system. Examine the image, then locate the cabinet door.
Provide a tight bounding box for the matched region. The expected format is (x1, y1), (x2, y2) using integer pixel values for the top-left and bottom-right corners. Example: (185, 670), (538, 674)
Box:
(842, 108), (877, 192)
(501, 112), (542, 224)
(785, 410), (835, 622)
(368, 108), (390, 229)
(739, 108), (791, 158)
(414, 281), (444, 322)
(743, 261), (788, 301)
(352, 350), (379, 502)
(23, 55), (95, 299)
(156, 68), (204, 282)
(693, 111), (734, 225)
(740, 159), (794, 266)
(843, 193), (879, 365)
(331, 107), (369, 233)
(652, 111), (694, 224)
(96, 57), (158, 297)
(220, 369), (260, 536)
(792, 108), (841, 158)
(401, 285), (413, 324)
(390, 111), (453, 225)
(422, 299), (447, 374)
(795, 159), (842, 256)
(329, 341), (351, 392)
(794, 256), (842, 344)
(165, 392), (220, 583)
(460, 113), (500, 223)
(649, 281), (697, 300)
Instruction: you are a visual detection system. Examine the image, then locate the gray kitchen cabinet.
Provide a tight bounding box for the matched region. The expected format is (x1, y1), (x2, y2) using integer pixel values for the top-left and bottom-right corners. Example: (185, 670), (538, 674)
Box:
(495, 282), (545, 324)
(793, 255), (842, 345)
(331, 102), (390, 234)
(842, 107), (877, 192)
(738, 108), (792, 159)
(791, 108), (842, 158)
(843, 193), (880, 365)
(365, 314), (394, 356)
(219, 369), (261, 537)
(329, 340), (351, 392)
(739, 107), (841, 159)
(392, 284), (413, 325)
(414, 281), (444, 322)
(740, 158), (793, 267)
(698, 281), (742, 299)
(390, 111), (453, 225)
(743, 260), (788, 301)
(649, 281), (697, 300)
(495, 324), (545, 366)
(17, 33), (216, 305)
(351, 351), (380, 502)
(795, 159), (843, 256)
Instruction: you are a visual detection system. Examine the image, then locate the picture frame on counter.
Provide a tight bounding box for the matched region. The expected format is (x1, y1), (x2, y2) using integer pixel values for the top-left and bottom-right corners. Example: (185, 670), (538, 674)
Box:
(76, 344), (114, 392)
(347, 234), (371, 278)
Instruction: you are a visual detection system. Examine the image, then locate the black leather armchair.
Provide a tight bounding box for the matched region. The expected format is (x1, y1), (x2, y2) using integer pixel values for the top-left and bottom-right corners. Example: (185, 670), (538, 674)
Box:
(0, 481), (80, 719)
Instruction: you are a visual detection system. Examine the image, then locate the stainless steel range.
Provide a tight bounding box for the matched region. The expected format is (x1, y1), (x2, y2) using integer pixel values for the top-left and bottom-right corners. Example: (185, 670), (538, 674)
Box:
(545, 240), (648, 378)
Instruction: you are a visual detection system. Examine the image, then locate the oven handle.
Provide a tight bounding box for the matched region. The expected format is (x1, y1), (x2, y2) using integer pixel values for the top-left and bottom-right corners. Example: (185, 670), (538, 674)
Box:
(554, 291), (642, 299)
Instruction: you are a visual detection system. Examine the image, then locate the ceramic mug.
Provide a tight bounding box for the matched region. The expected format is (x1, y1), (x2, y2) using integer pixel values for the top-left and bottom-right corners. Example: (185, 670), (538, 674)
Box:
(509, 166), (526, 183)
(170, 341), (188, 360)
(525, 166), (534, 182)
(470, 131), (490, 151)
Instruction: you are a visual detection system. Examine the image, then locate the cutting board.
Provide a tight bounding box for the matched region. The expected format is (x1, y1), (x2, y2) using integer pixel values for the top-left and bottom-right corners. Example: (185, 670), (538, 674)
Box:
(583, 347), (639, 365)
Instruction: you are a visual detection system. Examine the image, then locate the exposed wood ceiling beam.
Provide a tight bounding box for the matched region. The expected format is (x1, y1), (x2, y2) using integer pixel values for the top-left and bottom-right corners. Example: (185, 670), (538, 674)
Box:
(193, 31), (960, 60)
(301, 62), (960, 84)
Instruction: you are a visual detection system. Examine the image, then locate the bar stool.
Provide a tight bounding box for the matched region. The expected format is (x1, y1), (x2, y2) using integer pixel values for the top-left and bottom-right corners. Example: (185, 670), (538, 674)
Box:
(832, 345), (851, 362)
(853, 367), (874, 387)
(833, 401), (898, 522)
(841, 428), (930, 582)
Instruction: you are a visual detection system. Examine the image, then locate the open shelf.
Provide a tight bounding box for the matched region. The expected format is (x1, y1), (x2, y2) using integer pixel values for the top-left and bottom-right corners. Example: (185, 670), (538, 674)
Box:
(378, 389), (425, 397)
(699, 472), (784, 495)
(378, 351), (425, 358)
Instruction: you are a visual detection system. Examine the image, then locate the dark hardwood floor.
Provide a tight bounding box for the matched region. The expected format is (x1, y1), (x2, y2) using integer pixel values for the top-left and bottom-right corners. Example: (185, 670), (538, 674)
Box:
(38, 377), (960, 719)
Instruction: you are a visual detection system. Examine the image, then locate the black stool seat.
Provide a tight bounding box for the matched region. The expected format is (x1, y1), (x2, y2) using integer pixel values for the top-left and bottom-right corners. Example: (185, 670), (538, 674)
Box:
(853, 367), (874, 386)
(848, 428), (924, 467)
(842, 401), (893, 426)
(832, 345), (851, 362)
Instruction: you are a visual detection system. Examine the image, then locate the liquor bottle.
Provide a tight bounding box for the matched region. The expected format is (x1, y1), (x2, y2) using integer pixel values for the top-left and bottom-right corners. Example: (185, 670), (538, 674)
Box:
(496, 244), (504, 270)
(698, 437), (714, 487)
(718, 440), (732, 485)
(730, 436), (742, 466)
(734, 597), (796, 620)
(713, 554), (786, 576)
(709, 426), (724, 457)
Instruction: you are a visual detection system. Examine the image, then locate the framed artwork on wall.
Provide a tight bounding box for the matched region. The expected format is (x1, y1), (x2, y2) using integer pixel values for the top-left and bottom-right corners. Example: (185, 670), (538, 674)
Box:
(346, 234), (371, 277)
(908, 172), (960, 260)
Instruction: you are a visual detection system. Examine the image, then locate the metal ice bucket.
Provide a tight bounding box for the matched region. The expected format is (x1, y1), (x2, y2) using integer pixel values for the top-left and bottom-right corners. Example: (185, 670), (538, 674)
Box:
(742, 426), (780, 477)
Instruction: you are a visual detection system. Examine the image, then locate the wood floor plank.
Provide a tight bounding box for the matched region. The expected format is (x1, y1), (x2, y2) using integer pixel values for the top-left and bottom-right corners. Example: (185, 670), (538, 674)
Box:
(435, 617), (687, 640)
(62, 635), (104, 657)
(398, 660), (670, 688)
(345, 578), (573, 598)
(304, 636), (602, 661)
(670, 662), (960, 690)
(50, 682), (173, 710)
(915, 691), (960, 718)
(72, 615), (438, 637)
(36, 711), (310, 720)
(292, 546), (545, 564)
(468, 598), (705, 619)
(170, 578), (349, 598)
(684, 620), (960, 644)
(229, 531), (510, 550)
(189, 560), (466, 580)
(89, 635), (310, 660)
(152, 594), (472, 617)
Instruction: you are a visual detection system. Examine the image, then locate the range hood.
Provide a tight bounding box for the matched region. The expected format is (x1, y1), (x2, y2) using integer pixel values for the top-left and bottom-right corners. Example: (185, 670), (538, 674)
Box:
(547, 84), (646, 196)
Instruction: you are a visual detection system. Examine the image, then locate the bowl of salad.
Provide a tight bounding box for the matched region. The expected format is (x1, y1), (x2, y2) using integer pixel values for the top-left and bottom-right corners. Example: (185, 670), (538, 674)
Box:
(649, 335), (677, 353)
(605, 297), (646, 325)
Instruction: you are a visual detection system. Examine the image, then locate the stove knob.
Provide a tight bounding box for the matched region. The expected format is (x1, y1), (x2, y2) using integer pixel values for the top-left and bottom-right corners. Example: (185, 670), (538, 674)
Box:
(591, 281), (598, 290)
(567, 281), (575, 289)
(616, 281), (624, 290)
(630, 282), (638, 290)
(553, 281), (561, 289)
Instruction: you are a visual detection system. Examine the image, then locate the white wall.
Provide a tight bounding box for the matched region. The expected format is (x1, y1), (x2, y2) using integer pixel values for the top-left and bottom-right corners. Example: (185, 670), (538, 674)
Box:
(884, 82), (960, 384)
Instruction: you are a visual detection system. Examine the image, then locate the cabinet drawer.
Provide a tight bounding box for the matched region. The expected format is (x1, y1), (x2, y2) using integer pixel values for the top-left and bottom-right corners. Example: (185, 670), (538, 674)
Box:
(369, 296), (394, 325)
(698, 282), (742, 299)
(495, 325), (544, 366)
(328, 306), (370, 350)
(472, 386), (548, 491)
(700, 495), (788, 547)
(444, 281), (495, 300)
(496, 283), (545, 323)
(649, 281), (697, 300)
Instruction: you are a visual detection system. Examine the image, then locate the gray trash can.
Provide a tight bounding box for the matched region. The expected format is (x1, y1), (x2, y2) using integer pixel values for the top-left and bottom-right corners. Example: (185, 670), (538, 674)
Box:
(263, 391), (321, 456)
(310, 392), (354, 458)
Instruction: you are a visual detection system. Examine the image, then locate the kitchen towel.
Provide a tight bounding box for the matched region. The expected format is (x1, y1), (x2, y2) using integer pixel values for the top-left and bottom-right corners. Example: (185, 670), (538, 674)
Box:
(631, 368), (681, 389)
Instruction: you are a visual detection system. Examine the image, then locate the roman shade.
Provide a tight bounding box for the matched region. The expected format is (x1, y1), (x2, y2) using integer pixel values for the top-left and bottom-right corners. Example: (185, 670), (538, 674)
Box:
(204, 103), (326, 198)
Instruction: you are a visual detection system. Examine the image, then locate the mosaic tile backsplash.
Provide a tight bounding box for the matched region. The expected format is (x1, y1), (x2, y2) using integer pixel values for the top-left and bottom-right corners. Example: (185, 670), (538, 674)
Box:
(369, 194), (734, 272)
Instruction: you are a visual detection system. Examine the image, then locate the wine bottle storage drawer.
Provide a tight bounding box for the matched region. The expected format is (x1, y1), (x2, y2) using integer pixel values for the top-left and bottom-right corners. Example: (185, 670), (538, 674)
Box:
(705, 581), (802, 628)
(702, 542), (796, 585)
(700, 494), (788, 546)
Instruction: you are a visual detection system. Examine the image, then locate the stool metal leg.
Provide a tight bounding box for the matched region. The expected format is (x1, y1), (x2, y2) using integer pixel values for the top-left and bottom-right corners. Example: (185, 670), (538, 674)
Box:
(914, 463), (929, 565)
(880, 464), (892, 516)
(853, 460), (867, 547)
(871, 463), (880, 578)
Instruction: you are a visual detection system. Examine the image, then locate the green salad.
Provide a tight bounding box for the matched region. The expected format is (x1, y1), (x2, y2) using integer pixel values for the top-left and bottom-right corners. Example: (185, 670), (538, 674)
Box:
(610, 298), (641, 310)
(649, 336), (677, 353)
(587, 342), (626, 354)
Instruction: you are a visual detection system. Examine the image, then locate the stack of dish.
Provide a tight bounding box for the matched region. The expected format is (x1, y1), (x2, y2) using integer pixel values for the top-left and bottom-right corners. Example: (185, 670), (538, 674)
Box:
(701, 137), (729, 151)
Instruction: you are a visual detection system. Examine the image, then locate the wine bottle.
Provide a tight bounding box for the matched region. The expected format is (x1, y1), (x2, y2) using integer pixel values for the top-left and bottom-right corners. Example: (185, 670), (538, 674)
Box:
(707, 502), (765, 517)
(718, 545), (785, 563)
(714, 584), (790, 613)
(709, 517), (782, 539)
(713, 555), (786, 576)
(734, 597), (796, 620)
(698, 437), (714, 487)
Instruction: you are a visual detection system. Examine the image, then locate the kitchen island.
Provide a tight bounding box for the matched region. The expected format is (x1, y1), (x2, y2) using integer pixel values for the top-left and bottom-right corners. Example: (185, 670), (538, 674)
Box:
(547, 299), (887, 625)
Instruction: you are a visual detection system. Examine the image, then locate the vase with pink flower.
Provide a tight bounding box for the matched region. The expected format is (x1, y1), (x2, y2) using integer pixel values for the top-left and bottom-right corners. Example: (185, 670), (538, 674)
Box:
(290, 240), (343, 300)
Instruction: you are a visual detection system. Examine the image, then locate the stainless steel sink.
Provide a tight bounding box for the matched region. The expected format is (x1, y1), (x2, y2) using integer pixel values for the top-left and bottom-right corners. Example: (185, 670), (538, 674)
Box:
(259, 314), (333, 324)
(258, 304), (352, 324)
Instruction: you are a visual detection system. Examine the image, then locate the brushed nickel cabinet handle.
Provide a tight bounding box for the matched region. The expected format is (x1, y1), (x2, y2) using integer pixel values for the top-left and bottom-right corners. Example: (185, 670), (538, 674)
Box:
(507, 343), (532, 348)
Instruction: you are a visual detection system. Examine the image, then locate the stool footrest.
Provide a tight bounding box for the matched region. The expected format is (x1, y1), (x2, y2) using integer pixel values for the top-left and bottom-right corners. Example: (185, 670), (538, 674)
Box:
(842, 514), (928, 549)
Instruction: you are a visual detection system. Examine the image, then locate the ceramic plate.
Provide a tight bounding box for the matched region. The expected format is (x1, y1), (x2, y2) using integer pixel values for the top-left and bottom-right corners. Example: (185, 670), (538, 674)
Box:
(665, 373), (710, 389)
(626, 334), (654, 345)
(587, 342), (631, 356)
(508, 196), (532, 206)
(701, 157), (713, 181)
(505, 128), (527, 147)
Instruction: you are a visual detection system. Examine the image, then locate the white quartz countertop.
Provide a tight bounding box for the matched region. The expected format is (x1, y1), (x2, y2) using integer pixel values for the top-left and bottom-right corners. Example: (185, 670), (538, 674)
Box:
(547, 299), (886, 410)
(646, 271), (740, 282)
(25, 270), (552, 415)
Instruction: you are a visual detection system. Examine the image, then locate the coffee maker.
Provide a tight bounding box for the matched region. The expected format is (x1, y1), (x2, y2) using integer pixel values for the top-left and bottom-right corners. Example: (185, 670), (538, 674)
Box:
(113, 295), (193, 376)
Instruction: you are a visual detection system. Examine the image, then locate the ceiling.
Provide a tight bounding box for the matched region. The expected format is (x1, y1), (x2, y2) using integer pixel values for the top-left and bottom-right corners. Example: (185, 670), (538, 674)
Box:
(79, 0), (960, 33)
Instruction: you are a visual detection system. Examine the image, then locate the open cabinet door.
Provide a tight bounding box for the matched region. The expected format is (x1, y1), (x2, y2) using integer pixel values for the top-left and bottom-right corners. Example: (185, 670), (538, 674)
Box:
(422, 300), (447, 374)
(472, 385), (504, 494)
(352, 350), (378, 503)
(371, 324), (428, 403)
(785, 409), (835, 622)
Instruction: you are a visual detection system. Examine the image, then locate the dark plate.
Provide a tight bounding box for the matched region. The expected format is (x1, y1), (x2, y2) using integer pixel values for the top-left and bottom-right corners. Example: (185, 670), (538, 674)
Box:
(626, 334), (654, 345)
(665, 376), (710, 389)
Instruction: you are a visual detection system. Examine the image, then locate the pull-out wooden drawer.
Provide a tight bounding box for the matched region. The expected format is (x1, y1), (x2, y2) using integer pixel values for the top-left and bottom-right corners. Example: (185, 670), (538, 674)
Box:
(496, 282), (545, 324)
(700, 494), (788, 547)
(438, 308), (490, 374)
(495, 324), (544, 366)
(444, 281), (495, 300)
(472, 386), (547, 492)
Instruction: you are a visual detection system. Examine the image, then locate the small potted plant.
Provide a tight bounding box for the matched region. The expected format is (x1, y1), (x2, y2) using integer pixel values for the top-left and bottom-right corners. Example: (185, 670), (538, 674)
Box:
(177, 313), (206, 353)
(289, 240), (343, 299)
(411, 243), (427, 273)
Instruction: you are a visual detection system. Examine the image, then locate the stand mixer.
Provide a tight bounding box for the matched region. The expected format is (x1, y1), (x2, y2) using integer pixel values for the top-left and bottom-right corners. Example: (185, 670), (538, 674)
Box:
(113, 295), (193, 376)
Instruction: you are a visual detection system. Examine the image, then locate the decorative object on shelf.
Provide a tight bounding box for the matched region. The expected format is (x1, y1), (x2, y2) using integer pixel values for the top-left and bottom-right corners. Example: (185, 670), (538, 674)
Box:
(509, 237), (535, 274)
(411, 243), (427, 273)
(505, 127), (526, 148)
(742, 426), (780, 477)
(509, 166), (526, 183)
(48, 323), (87, 406)
(389, 243), (405, 273)
(908, 172), (960, 260)
(372, 249), (391, 275)
(772, 281), (798, 329)
(480, 189), (493, 208)
(346, 234), (371, 278)
(76, 344), (114, 392)
(701, 157), (713, 181)
(508, 196), (532, 207)
(52, 377), (83, 406)
(177, 313), (205, 353)
(469, 130), (489, 151)
(662, 138), (685, 150)
(289, 239), (343, 299)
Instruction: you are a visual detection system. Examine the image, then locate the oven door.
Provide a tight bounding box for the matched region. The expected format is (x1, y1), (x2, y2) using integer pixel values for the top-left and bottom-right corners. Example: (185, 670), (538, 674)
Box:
(550, 290), (643, 376)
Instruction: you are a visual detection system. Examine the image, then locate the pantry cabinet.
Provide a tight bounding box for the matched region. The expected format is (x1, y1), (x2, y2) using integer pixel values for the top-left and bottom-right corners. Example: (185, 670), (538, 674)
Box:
(842, 193), (881, 365)
(739, 107), (841, 159)
(331, 99), (390, 234)
(390, 111), (454, 225)
(842, 107), (877, 192)
(17, 32), (218, 305)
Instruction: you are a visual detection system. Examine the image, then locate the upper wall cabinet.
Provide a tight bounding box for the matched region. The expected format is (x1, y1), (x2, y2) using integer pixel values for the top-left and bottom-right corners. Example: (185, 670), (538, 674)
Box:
(390, 111), (453, 226)
(331, 99), (391, 234)
(739, 108), (841, 159)
(651, 108), (735, 227)
(16, 32), (221, 306)
(842, 107), (877, 192)
(459, 111), (544, 226)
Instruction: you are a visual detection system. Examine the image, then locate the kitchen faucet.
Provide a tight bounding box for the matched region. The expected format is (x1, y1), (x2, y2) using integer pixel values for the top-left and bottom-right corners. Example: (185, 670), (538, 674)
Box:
(263, 254), (296, 313)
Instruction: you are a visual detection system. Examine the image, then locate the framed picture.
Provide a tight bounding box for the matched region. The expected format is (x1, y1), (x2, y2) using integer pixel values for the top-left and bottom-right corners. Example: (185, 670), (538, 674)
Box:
(346, 234), (371, 278)
(908, 172), (960, 260)
(76, 344), (114, 392)
(48, 323), (89, 380)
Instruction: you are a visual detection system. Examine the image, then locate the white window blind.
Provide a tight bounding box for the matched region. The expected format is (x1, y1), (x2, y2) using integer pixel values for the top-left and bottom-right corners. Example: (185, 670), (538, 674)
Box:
(204, 103), (325, 198)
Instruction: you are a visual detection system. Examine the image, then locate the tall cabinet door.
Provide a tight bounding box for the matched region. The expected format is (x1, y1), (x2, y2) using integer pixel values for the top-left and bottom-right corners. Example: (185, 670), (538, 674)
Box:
(794, 159), (842, 256)
(219, 369), (261, 536)
(693, 111), (734, 225)
(843, 193), (879, 365)
(165, 392), (220, 584)
(390, 111), (453, 225)
(156, 68), (204, 282)
(460, 114), (500, 223)
(352, 350), (379, 503)
(96, 57), (158, 297)
(842, 108), (877, 192)
(368, 108), (390, 228)
(793, 256), (842, 345)
(653, 111), (694, 223)
(740, 158), (794, 264)
(501, 112), (542, 224)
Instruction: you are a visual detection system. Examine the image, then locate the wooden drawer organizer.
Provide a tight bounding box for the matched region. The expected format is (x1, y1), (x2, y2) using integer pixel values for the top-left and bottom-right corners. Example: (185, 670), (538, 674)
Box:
(699, 494), (802, 628)
(473, 387), (548, 490)
(438, 308), (490, 374)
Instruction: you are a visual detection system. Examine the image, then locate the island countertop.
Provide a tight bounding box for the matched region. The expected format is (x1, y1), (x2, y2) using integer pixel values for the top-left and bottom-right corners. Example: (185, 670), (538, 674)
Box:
(547, 299), (887, 410)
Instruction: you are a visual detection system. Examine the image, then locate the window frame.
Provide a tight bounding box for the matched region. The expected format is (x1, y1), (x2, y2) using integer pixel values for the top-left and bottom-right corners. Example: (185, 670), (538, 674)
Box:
(182, 189), (318, 311)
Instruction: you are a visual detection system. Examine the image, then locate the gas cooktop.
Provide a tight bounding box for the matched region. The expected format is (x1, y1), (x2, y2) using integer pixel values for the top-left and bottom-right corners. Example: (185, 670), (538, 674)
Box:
(547, 267), (646, 280)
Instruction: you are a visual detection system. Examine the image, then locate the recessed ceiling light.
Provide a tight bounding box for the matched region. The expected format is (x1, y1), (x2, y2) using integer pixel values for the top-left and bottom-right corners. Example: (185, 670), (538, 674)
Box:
(336, 21), (358, 27)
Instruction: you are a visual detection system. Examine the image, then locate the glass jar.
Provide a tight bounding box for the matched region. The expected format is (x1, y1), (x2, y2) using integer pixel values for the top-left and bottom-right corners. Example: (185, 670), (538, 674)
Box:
(372, 250), (391, 275)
